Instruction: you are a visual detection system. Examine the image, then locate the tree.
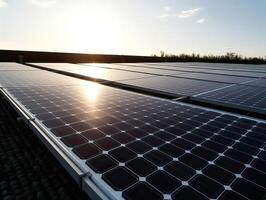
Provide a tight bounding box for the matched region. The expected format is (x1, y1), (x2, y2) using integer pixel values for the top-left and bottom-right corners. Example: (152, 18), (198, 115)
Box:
(160, 51), (165, 57)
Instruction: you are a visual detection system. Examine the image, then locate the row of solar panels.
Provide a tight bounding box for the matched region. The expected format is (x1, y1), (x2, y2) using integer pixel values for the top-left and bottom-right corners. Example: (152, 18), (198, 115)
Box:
(24, 62), (266, 115)
(131, 62), (266, 73)
(0, 62), (266, 200)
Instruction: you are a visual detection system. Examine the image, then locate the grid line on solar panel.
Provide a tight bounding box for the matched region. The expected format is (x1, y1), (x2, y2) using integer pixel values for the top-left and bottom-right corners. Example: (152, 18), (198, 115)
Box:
(194, 84), (266, 115)
(4, 83), (266, 200)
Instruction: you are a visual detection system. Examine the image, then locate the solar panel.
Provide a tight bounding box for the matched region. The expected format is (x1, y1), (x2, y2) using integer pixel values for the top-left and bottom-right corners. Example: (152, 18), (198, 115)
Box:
(193, 85), (266, 115)
(22, 62), (266, 117)
(191, 63), (266, 72)
(119, 76), (231, 96)
(0, 62), (39, 71)
(120, 63), (266, 77)
(170, 72), (255, 84)
(83, 63), (188, 76)
(202, 69), (266, 78)
(121, 63), (211, 73)
(70, 68), (155, 82)
(0, 70), (89, 87)
(243, 79), (266, 88)
(30, 63), (91, 71)
(30, 63), (235, 98)
(3, 80), (266, 200)
(30, 63), (156, 82)
(30, 63), (266, 93)
(141, 62), (266, 73)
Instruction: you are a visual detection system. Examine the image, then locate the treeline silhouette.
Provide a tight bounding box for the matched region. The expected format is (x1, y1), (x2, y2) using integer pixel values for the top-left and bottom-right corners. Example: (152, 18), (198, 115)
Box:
(153, 51), (266, 64)
(1, 50), (266, 64)
(0, 50), (159, 63)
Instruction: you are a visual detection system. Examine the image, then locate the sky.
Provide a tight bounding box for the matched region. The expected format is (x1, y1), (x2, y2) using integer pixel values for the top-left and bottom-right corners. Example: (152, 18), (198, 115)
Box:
(0, 0), (266, 57)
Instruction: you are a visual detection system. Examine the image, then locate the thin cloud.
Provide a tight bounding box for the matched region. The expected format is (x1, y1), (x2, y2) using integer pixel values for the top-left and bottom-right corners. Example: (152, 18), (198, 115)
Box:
(157, 13), (171, 19)
(178, 8), (201, 18)
(197, 18), (205, 23)
(157, 6), (171, 19)
(29, 0), (56, 7)
(0, 0), (7, 8)
(164, 6), (171, 12)
(157, 7), (202, 20)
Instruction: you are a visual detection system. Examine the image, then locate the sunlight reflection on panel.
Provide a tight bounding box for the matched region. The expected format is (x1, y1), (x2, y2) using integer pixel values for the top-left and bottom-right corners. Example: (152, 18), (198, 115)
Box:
(70, 67), (108, 79)
(86, 63), (112, 68)
(80, 82), (101, 103)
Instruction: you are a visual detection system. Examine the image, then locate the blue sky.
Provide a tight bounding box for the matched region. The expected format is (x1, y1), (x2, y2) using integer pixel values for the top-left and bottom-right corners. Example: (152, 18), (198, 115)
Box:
(0, 0), (266, 57)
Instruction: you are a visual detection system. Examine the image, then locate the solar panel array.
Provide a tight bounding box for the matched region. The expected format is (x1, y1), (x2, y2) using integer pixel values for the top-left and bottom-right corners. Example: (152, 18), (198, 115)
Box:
(119, 63), (266, 77)
(4, 82), (266, 200)
(0, 62), (266, 200)
(30, 63), (156, 82)
(30, 62), (266, 115)
(139, 62), (266, 73)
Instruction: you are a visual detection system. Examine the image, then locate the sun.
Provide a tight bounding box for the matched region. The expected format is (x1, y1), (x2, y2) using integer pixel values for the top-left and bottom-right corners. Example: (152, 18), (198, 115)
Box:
(59, 4), (124, 54)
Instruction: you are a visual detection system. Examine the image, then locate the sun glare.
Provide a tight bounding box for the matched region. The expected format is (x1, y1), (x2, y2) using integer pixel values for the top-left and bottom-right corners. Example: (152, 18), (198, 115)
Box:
(59, 4), (124, 54)
(74, 66), (107, 79)
(81, 82), (100, 103)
